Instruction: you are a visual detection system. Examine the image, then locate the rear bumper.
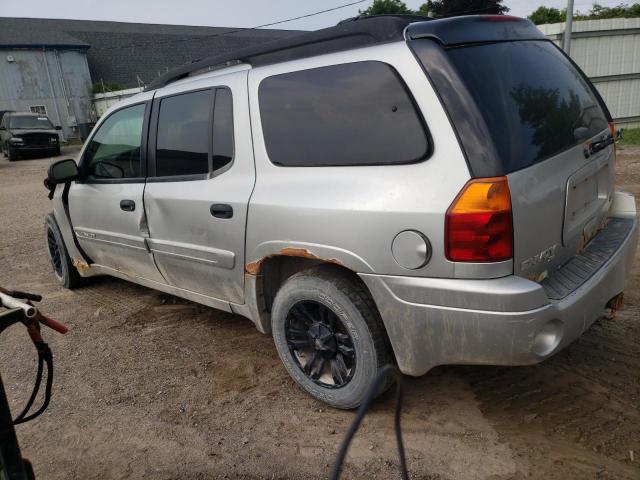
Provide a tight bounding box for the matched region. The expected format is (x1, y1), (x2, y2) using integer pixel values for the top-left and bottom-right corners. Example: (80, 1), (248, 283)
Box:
(360, 213), (638, 376)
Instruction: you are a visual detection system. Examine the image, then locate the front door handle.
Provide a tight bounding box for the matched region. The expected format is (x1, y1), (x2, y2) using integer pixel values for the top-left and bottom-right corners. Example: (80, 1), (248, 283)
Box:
(120, 199), (136, 212)
(210, 204), (233, 219)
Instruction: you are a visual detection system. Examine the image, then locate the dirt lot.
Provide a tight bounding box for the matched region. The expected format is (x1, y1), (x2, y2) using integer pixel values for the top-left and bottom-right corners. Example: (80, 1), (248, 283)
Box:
(1, 145), (639, 480)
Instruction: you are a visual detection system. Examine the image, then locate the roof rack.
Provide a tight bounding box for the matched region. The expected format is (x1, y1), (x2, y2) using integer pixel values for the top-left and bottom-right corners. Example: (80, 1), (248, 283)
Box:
(145, 14), (542, 92)
(145, 15), (431, 91)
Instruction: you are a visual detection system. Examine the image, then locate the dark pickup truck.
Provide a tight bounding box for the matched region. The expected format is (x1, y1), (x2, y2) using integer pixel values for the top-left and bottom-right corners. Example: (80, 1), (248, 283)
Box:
(0, 112), (62, 161)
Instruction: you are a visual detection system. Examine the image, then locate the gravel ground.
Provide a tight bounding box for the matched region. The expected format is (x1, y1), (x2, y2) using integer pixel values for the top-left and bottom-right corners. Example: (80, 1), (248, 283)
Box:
(1, 145), (639, 479)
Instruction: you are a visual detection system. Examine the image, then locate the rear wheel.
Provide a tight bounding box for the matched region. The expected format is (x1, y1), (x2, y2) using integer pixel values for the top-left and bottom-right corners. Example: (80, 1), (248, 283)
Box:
(45, 214), (83, 289)
(271, 265), (393, 409)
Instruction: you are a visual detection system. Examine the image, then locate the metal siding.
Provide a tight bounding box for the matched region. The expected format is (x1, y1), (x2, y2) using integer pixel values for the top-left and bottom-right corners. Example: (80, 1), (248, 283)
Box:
(595, 79), (640, 120)
(540, 19), (640, 128)
(0, 48), (92, 138)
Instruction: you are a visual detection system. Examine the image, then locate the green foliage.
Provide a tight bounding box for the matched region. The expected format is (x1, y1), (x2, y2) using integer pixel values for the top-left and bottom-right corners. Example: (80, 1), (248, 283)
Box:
(575, 2), (640, 20)
(92, 82), (123, 94)
(529, 2), (640, 24)
(359, 0), (508, 17)
(620, 127), (640, 145)
(420, 0), (508, 16)
(359, 0), (413, 15)
(528, 6), (566, 24)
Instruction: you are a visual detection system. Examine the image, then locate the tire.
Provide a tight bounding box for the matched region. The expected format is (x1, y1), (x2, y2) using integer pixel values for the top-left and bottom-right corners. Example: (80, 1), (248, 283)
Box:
(7, 146), (18, 161)
(45, 213), (83, 289)
(271, 265), (393, 409)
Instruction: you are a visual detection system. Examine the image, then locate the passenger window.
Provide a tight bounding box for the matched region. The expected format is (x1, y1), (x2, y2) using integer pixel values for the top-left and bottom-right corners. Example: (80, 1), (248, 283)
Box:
(258, 61), (429, 167)
(84, 104), (145, 180)
(156, 89), (212, 177)
(212, 88), (234, 171)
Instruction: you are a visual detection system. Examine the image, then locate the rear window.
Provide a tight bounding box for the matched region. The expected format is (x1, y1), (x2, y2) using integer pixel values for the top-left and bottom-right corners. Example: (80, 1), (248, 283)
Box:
(259, 61), (429, 167)
(441, 41), (608, 173)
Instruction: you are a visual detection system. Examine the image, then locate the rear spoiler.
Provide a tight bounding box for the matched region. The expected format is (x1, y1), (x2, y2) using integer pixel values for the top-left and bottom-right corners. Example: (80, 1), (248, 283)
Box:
(407, 15), (545, 46)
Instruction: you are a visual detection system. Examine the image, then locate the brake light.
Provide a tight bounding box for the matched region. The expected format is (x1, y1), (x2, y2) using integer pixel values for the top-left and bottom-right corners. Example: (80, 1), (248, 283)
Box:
(481, 15), (519, 22)
(608, 121), (616, 137)
(445, 177), (513, 262)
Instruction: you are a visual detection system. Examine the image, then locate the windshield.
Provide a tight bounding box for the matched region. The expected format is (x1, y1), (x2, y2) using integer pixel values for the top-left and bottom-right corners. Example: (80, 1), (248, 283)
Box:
(9, 116), (54, 129)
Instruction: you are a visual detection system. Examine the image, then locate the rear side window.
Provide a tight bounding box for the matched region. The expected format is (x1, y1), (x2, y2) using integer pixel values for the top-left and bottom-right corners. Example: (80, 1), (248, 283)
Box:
(156, 89), (212, 177)
(259, 61), (429, 167)
(444, 41), (608, 173)
(212, 88), (234, 171)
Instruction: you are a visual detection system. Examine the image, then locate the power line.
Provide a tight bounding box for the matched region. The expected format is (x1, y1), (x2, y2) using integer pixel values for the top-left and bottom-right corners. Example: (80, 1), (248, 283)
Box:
(91, 0), (367, 52)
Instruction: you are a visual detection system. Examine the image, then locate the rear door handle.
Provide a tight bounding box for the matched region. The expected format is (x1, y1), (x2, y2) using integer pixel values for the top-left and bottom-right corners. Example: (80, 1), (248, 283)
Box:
(120, 199), (136, 212)
(210, 204), (233, 219)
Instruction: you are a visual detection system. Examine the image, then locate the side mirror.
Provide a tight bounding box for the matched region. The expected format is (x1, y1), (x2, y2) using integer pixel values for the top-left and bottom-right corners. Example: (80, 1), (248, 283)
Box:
(47, 159), (79, 185)
(55, 126), (62, 131)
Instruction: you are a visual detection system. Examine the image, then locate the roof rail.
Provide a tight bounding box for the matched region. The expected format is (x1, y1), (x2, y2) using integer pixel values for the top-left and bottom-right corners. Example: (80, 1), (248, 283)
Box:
(145, 15), (430, 91)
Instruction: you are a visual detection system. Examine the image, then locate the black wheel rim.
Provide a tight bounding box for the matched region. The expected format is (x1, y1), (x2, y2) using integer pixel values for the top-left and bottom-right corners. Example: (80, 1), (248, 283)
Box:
(285, 300), (356, 389)
(47, 228), (63, 277)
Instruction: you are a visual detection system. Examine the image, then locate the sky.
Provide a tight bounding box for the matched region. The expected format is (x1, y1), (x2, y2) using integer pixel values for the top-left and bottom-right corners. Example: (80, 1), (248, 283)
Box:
(0, 0), (630, 30)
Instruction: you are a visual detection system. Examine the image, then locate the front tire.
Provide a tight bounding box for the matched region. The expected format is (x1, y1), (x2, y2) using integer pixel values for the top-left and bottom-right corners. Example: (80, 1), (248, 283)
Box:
(7, 146), (18, 161)
(271, 265), (393, 409)
(45, 214), (83, 289)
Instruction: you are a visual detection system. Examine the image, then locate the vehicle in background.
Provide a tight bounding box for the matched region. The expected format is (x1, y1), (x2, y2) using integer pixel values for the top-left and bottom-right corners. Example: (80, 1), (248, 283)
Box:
(43, 15), (637, 409)
(0, 112), (62, 161)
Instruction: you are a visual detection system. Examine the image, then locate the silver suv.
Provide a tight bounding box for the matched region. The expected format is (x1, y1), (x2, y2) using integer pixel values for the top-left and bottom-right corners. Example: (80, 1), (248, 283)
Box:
(43, 15), (638, 408)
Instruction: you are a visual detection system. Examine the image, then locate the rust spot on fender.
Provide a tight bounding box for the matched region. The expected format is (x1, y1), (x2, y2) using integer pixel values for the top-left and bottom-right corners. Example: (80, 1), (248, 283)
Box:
(245, 247), (344, 275)
(72, 259), (90, 271)
(279, 247), (319, 259)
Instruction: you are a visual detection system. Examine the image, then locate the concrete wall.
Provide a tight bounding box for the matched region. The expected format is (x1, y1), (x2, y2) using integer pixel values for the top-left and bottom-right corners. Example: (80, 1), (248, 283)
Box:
(539, 18), (640, 129)
(0, 48), (93, 139)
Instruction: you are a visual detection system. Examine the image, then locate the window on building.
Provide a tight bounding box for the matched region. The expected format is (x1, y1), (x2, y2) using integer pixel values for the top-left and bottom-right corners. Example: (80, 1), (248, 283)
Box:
(29, 105), (47, 116)
(83, 103), (145, 180)
(258, 61), (429, 167)
(155, 89), (212, 177)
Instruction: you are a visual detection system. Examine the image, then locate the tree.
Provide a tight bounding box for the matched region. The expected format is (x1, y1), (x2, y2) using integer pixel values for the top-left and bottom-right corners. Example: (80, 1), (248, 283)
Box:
(528, 2), (640, 24)
(418, 0), (509, 17)
(528, 6), (566, 25)
(359, 0), (414, 16)
(575, 2), (640, 20)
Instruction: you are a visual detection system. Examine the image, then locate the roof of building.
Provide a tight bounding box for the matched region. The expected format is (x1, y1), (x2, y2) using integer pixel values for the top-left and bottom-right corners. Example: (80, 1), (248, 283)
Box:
(537, 17), (640, 35)
(0, 17), (304, 88)
(0, 19), (90, 48)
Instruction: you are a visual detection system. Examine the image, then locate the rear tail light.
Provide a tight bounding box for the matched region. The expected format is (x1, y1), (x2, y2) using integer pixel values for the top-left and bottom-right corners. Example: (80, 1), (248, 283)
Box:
(608, 121), (616, 137)
(445, 176), (513, 262)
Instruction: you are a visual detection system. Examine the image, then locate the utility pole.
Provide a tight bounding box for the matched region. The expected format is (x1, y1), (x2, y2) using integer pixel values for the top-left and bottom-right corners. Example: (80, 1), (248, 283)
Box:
(563, 0), (574, 54)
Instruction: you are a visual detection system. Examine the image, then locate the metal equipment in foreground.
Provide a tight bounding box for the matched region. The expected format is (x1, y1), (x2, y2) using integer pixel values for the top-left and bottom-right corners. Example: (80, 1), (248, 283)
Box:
(0, 288), (67, 480)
